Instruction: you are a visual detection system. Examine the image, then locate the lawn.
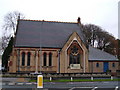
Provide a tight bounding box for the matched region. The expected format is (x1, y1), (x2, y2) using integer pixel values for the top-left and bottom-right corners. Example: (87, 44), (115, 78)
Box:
(29, 78), (120, 82)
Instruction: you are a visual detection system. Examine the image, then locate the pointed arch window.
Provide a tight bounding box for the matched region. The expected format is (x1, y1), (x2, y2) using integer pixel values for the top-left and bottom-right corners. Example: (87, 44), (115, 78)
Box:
(27, 52), (31, 66)
(69, 45), (80, 64)
(22, 52), (25, 66)
(67, 40), (83, 69)
(49, 53), (52, 66)
(68, 41), (82, 65)
(43, 52), (47, 66)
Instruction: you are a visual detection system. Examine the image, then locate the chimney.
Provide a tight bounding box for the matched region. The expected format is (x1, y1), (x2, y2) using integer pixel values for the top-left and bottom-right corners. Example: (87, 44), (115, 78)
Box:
(77, 17), (81, 25)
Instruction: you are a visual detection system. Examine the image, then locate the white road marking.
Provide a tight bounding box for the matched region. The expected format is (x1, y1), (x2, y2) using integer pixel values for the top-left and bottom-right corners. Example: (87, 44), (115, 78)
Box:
(67, 82), (94, 84)
(115, 86), (119, 90)
(17, 83), (24, 85)
(8, 83), (15, 85)
(92, 87), (98, 90)
(103, 82), (109, 83)
(69, 87), (93, 90)
(50, 82), (55, 84)
(33, 82), (37, 85)
(25, 83), (32, 85)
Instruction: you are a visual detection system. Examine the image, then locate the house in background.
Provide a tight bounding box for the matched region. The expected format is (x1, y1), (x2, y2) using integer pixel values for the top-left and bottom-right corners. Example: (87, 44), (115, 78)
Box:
(89, 46), (118, 73)
(8, 18), (119, 73)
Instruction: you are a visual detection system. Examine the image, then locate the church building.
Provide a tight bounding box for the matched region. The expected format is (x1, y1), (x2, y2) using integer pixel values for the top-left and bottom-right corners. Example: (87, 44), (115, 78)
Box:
(8, 18), (119, 73)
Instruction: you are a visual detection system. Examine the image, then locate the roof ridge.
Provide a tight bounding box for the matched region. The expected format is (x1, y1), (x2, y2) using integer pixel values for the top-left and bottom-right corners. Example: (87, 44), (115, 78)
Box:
(19, 19), (77, 24)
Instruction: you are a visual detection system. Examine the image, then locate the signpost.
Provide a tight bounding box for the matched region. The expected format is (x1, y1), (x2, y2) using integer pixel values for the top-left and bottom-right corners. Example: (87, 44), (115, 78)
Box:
(37, 75), (43, 88)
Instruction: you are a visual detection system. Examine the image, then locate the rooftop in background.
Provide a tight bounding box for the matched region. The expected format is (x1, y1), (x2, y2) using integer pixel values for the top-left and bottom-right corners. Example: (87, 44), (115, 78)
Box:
(89, 46), (118, 61)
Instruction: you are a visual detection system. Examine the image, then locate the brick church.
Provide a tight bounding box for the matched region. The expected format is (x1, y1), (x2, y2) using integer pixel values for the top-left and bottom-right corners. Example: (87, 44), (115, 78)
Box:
(8, 18), (119, 73)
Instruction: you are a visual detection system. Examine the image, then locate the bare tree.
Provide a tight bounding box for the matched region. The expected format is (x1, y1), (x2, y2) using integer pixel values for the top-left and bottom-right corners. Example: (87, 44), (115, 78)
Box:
(0, 37), (2, 55)
(3, 11), (25, 35)
(2, 11), (25, 50)
(82, 24), (116, 55)
(1, 33), (11, 50)
(82, 24), (102, 47)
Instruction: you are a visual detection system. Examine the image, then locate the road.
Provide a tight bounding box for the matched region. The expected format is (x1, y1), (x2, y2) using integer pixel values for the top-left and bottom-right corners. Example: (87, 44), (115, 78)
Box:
(1, 77), (120, 89)
(1, 81), (119, 90)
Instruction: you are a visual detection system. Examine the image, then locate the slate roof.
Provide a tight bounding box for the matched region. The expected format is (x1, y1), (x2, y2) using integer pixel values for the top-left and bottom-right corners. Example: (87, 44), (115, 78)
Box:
(89, 46), (118, 61)
(15, 19), (86, 48)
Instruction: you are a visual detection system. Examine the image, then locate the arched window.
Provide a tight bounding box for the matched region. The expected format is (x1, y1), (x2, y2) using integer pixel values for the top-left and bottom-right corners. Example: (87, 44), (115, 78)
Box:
(27, 52), (31, 66)
(112, 63), (115, 67)
(43, 52), (47, 66)
(96, 62), (99, 67)
(49, 53), (52, 66)
(69, 45), (80, 65)
(22, 52), (25, 66)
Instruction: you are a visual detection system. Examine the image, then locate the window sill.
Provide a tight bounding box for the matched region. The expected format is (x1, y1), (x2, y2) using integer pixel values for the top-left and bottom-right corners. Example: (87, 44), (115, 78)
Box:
(42, 66), (54, 68)
(20, 66), (31, 68)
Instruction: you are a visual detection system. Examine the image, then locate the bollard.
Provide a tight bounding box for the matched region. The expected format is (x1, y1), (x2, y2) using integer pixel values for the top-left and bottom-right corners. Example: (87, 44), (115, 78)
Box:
(111, 76), (113, 80)
(71, 77), (73, 81)
(37, 75), (43, 88)
(50, 77), (52, 81)
(91, 76), (93, 81)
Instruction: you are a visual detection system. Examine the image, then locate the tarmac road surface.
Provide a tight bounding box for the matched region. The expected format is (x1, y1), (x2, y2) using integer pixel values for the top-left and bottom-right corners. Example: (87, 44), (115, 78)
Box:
(1, 81), (120, 90)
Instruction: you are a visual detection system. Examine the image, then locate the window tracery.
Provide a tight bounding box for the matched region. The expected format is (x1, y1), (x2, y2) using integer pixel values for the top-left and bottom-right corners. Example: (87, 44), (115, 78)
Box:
(68, 41), (82, 68)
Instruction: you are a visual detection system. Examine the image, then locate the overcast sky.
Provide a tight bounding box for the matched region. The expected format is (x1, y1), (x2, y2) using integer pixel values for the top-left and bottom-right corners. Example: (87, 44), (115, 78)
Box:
(0, 0), (119, 39)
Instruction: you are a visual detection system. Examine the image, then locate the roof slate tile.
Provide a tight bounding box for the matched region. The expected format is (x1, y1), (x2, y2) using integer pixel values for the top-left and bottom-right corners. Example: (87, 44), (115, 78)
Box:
(15, 20), (85, 48)
(89, 46), (118, 61)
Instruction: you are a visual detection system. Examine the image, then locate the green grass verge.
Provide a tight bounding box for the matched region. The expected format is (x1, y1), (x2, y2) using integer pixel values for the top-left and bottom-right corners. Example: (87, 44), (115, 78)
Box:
(29, 78), (120, 82)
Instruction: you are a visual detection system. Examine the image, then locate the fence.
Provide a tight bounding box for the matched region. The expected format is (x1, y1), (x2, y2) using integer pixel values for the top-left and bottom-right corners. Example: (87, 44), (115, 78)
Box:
(2, 72), (113, 78)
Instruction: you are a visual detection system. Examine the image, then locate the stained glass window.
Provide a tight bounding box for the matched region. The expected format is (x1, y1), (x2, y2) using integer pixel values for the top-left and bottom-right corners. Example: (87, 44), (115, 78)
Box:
(69, 45), (80, 65)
